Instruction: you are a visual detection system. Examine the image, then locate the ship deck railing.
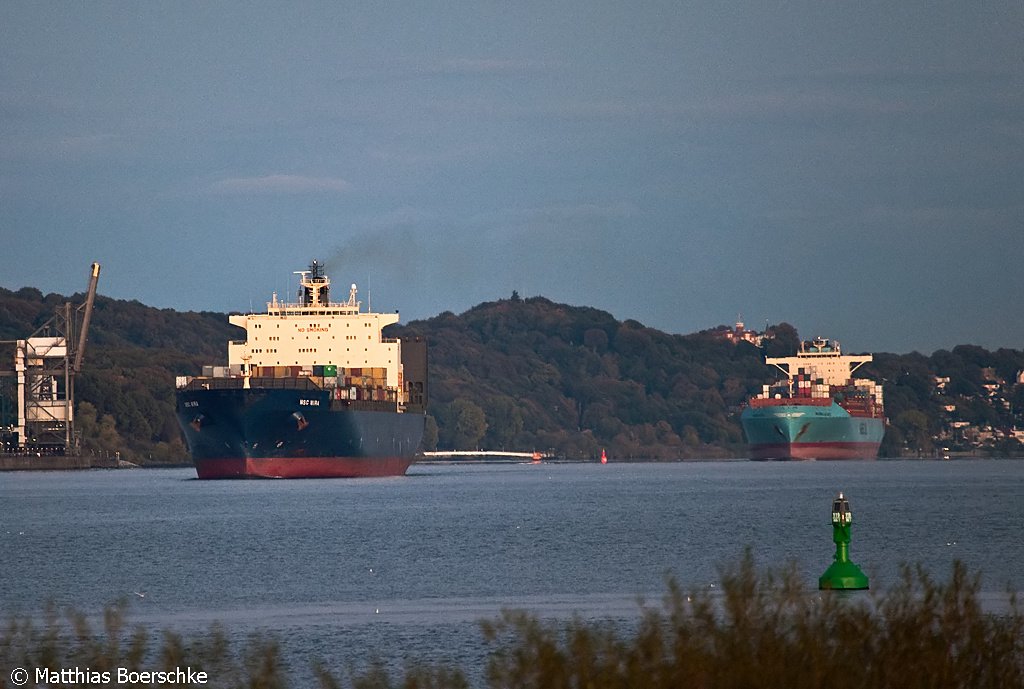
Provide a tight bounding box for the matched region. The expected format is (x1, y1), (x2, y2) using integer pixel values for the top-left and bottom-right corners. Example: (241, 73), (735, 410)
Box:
(329, 399), (400, 413)
(748, 397), (834, 408)
(178, 376), (323, 391)
(265, 303), (360, 316)
(748, 396), (884, 416)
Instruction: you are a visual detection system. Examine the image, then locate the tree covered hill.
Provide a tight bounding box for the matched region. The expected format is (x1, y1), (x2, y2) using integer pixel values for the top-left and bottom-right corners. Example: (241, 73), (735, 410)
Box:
(390, 294), (797, 458)
(2, 286), (1021, 462)
(866, 346), (1024, 456)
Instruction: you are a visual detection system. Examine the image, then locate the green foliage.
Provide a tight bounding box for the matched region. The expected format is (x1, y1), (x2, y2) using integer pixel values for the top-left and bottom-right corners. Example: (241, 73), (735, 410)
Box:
(480, 556), (1024, 689)
(392, 296), (776, 459)
(421, 415), (440, 452)
(437, 399), (489, 450)
(1, 600), (291, 689)
(867, 346), (1024, 457)
(2, 558), (1021, 688)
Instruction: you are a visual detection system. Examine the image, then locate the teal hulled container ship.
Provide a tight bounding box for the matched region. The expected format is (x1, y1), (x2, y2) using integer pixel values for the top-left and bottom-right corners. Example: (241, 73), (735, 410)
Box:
(740, 338), (885, 460)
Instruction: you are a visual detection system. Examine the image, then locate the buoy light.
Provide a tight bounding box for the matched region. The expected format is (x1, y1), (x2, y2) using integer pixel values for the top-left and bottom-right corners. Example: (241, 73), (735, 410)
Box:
(818, 491), (869, 590)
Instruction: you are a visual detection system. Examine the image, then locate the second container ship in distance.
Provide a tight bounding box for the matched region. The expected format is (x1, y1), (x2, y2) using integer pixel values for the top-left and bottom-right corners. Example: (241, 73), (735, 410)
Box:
(740, 337), (885, 460)
(175, 261), (427, 479)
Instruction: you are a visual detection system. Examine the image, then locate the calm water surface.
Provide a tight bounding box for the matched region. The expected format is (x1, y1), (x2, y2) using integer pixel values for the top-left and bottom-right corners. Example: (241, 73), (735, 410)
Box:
(2, 460), (1022, 678)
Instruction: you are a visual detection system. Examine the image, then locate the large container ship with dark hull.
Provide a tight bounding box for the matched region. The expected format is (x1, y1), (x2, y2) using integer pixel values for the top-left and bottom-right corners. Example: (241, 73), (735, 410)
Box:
(175, 261), (426, 479)
(740, 338), (884, 460)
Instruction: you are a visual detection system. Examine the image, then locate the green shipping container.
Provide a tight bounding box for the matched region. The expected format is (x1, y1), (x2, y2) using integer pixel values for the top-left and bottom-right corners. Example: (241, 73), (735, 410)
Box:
(323, 364), (337, 377)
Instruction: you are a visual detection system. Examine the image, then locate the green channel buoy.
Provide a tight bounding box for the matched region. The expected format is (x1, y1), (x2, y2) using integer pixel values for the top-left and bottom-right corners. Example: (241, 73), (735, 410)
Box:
(818, 491), (869, 590)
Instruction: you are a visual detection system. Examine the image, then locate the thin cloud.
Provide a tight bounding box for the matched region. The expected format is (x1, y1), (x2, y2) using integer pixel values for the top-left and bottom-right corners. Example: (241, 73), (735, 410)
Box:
(471, 201), (639, 225)
(367, 143), (498, 166)
(330, 57), (561, 83)
(0, 133), (123, 160)
(430, 58), (557, 75)
(360, 207), (437, 229)
(209, 174), (352, 194)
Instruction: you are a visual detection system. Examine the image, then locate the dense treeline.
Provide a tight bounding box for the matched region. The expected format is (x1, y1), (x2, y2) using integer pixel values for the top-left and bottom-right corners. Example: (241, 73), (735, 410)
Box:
(393, 294), (1024, 458)
(2, 286), (1022, 462)
(390, 295), (799, 458)
(866, 346), (1024, 456)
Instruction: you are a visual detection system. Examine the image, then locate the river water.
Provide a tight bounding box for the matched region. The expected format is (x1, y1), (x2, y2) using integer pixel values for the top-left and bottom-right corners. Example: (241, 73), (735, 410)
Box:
(2, 459), (1022, 681)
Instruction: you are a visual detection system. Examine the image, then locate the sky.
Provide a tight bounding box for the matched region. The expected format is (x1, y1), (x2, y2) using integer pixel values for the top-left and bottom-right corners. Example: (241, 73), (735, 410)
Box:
(1, 2), (1022, 355)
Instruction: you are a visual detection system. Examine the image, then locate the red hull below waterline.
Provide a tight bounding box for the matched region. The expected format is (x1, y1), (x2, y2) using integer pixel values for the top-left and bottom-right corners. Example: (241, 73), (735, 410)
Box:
(748, 441), (881, 461)
(194, 456), (414, 479)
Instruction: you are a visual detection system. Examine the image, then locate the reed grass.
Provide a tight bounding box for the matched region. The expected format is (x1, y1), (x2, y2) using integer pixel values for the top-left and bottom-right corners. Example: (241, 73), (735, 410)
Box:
(2, 555), (1021, 688)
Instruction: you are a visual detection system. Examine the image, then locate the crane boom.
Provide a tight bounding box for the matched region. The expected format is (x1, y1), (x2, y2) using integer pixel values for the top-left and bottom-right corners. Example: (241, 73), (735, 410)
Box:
(73, 262), (101, 374)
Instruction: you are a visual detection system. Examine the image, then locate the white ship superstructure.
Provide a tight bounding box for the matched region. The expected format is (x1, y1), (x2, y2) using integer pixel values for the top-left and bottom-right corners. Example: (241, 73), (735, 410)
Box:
(754, 337), (882, 406)
(224, 261), (403, 392)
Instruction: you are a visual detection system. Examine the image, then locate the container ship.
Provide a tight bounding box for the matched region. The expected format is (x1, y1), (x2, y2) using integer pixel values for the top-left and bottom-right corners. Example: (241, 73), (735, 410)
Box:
(175, 261), (426, 479)
(740, 337), (884, 460)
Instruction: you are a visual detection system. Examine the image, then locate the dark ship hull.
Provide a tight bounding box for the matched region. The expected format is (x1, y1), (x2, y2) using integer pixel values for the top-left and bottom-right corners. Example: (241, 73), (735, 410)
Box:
(176, 382), (424, 479)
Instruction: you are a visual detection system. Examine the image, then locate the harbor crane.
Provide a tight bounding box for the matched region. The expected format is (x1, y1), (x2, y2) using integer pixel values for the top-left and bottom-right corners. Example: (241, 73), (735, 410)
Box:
(0, 263), (100, 460)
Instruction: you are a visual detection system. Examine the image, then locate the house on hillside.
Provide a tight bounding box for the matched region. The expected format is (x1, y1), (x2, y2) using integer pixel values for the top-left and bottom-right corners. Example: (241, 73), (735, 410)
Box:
(718, 319), (770, 347)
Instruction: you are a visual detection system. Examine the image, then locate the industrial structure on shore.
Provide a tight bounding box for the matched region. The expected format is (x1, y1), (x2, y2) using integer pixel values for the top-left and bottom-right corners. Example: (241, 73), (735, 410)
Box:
(0, 263), (100, 470)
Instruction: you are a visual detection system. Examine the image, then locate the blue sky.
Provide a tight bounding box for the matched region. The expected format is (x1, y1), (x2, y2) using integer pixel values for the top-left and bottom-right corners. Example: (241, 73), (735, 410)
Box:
(2, 2), (1022, 354)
